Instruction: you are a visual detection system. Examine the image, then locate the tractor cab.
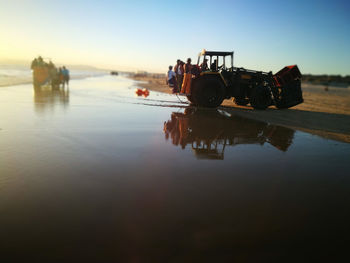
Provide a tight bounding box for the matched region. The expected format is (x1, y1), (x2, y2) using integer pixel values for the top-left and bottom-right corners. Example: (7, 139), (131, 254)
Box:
(197, 50), (234, 72)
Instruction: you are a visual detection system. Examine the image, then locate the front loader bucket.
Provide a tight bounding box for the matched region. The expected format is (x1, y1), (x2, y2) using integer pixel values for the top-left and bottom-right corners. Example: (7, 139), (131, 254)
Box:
(272, 65), (303, 109)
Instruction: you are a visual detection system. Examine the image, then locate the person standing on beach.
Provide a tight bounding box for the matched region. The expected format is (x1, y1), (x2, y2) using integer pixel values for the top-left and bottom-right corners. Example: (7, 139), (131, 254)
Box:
(31, 58), (38, 69)
(166, 66), (178, 93)
(184, 59), (192, 74)
(62, 66), (70, 88)
(174, 59), (184, 91)
(37, 56), (45, 67)
(48, 61), (57, 86)
(181, 58), (192, 94)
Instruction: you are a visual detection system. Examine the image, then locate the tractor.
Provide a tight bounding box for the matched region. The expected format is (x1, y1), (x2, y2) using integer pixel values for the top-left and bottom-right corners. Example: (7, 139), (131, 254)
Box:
(186, 50), (303, 109)
(31, 57), (62, 89)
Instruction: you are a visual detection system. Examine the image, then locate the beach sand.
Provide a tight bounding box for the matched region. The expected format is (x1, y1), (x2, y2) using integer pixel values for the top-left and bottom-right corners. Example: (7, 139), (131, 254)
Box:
(1, 75), (350, 261)
(130, 74), (350, 143)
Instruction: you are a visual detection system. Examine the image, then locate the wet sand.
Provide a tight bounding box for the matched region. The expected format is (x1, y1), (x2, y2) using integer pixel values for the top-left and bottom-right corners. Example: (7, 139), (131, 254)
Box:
(131, 74), (350, 143)
(1, 75), (350, 262)
(0, 75), (32, 87)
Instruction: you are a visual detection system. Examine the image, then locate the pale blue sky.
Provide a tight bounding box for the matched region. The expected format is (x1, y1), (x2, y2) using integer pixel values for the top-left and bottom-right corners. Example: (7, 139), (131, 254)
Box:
(1, 0), (349, 74)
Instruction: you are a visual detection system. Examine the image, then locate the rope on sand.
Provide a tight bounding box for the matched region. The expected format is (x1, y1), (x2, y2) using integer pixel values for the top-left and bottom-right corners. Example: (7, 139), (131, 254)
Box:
(175, 93), (189, 104)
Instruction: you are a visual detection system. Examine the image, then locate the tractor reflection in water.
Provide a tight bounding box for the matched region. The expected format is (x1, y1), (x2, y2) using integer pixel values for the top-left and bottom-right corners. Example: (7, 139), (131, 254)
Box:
(163, 108), (295, 160)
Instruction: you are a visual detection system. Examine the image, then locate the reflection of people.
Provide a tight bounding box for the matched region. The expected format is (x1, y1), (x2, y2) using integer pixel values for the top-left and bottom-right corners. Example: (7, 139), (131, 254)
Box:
(166, 66), (177, 93)
(163, 112), (185, 147)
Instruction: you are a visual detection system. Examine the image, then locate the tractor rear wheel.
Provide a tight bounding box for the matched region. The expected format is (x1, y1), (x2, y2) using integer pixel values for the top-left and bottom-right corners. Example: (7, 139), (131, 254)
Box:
(249, 86), (272, 110)
(191, 76), (225, 108)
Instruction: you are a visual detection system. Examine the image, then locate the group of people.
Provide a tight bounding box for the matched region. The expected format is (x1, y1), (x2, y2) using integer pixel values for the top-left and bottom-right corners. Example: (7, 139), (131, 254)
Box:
(166, 58), (194, 94)
(59, 66), (70, 87)
(166, 57), (214, 94)
(166, 59), (184, 94)
(31, 56), (70, 88)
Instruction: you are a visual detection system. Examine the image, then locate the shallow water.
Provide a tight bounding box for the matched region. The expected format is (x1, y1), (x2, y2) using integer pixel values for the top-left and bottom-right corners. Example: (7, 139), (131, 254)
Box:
(1, 76), (350, 261)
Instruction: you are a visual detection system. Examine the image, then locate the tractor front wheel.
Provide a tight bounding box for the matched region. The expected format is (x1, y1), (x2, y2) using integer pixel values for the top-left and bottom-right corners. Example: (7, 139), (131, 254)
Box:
(249, 86), (272, 110)
(191, 76), (225, 108)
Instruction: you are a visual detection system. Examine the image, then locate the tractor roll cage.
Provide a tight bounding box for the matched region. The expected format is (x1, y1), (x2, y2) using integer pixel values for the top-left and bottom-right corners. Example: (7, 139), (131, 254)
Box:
(197, 50), (234, 70)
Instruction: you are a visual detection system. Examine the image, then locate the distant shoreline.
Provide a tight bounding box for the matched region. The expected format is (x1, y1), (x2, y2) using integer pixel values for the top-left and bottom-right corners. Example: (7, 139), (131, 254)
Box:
(0, 73), (107, 88)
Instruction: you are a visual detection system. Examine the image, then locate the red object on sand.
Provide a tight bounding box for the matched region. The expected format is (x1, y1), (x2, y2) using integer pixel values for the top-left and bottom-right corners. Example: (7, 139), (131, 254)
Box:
(142, 88), (150, 96)
(135, 88), (150, 97)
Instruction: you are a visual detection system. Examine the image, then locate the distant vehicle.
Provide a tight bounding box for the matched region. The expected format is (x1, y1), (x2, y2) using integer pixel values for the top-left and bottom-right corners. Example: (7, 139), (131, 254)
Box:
(31, 57), (62, 88)
(110, 71), (119, 76)
(185, 50), (303, 109)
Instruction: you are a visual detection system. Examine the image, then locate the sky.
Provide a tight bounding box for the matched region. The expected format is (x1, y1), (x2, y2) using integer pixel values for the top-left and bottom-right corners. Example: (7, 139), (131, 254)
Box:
(0, 0), (349, 74)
